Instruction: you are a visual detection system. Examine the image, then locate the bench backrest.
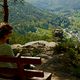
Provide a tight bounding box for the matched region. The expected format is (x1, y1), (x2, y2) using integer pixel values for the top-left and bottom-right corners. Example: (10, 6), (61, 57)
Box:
(0, 55), (44, 80)
(0, 55), (41, 64)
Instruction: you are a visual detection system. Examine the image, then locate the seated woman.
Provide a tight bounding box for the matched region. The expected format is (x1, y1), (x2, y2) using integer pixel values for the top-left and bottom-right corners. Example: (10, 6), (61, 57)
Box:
(0, 22), (15, 68)
(0, 22), (34, 80)
(0, 22), (17, 80)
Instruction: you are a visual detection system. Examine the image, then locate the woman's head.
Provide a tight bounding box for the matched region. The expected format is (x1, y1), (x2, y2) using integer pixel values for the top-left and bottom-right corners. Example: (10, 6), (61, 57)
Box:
(0, 22), (13, 40)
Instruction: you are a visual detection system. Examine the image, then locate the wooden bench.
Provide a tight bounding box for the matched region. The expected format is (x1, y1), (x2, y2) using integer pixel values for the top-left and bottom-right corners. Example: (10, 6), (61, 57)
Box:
(0, 55), (52, 80)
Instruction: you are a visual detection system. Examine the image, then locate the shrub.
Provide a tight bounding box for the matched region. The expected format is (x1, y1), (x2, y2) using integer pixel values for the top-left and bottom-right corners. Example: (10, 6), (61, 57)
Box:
(53, 38), (80, 77)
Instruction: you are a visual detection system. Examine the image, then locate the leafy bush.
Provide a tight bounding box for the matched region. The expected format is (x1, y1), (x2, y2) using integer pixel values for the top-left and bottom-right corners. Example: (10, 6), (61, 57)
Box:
(10, 28), (53, 44)
(54, 38), (80, 77)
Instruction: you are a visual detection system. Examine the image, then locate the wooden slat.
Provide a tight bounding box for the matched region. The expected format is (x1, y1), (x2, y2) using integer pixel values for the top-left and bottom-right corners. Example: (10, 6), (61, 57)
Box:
(24, 69), (44, 77)
(0, 68), (44, 78)
(0, 56), (17, 63)
(0, 68), (17, 74)
(20, 56), (41, 64)
(0, 56), (41, 64)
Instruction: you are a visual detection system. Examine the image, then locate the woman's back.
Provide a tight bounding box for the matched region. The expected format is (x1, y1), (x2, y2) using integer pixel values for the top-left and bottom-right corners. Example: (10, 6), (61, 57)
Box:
(0, 43), (14, 56)
(0, 43), (16, 68)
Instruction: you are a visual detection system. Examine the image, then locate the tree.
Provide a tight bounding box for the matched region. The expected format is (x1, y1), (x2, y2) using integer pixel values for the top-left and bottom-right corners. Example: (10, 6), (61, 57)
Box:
(0, 0), (24, 23)
(0, 0), (24, 43)
(3, 0), (8, 22)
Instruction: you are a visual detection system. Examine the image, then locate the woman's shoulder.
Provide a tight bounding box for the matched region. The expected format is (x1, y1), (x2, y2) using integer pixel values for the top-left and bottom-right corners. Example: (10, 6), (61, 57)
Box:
(0, 43), (12, 52)
(0, 43), (14, 56)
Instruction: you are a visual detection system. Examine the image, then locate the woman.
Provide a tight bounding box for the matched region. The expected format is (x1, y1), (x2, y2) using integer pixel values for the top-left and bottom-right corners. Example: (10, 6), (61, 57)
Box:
(0, 22), (17, 80)
(0, 22), (15, 68)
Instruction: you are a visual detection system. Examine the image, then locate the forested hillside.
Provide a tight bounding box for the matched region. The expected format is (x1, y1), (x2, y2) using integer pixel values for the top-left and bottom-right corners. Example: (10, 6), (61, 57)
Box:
(0, 0), (80, 43)
(6, 1), (70, 34)
(8, 1), (52, 34)
(25, 0), (80, 41)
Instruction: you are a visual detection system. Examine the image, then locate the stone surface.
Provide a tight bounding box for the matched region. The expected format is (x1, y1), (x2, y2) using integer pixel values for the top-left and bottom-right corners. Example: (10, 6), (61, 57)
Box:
(11, 41), (57, 56)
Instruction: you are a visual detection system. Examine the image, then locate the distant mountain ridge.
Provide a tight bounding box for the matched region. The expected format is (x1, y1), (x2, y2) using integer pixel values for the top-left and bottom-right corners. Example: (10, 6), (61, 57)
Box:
(25, 0), (80, 11)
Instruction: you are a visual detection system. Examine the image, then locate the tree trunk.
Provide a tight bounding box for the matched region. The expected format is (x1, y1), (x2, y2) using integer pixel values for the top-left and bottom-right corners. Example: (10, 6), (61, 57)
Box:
(3, 0), (9, 22)
(3, 0), (9, 43)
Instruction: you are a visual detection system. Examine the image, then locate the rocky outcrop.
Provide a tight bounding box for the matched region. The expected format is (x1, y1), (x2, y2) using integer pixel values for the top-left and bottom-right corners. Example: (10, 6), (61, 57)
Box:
(11, 40), (57, 56)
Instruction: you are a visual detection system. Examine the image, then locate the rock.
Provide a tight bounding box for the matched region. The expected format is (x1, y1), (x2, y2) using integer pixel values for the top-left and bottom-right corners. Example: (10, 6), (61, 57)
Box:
(11, 44), (22, 55)
(11, 44), (22, 49)
(12, 41), (57, 56)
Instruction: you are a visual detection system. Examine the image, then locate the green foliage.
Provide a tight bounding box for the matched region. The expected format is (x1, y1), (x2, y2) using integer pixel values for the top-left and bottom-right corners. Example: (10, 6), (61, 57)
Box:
(6, 0), (72, 34)
(54, 38), (80, 77)
(31, 48), (43, 57)
(10, 28), (53, 44)
(49, 16), (70, 28)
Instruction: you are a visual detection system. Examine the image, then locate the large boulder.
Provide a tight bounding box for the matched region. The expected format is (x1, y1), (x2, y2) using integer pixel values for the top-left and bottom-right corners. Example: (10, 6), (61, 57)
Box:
(11, 41), (57, 56)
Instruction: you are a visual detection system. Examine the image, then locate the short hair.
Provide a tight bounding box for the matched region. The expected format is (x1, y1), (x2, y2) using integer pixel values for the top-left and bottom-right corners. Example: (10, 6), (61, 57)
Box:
(0, 22), (13, 39)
